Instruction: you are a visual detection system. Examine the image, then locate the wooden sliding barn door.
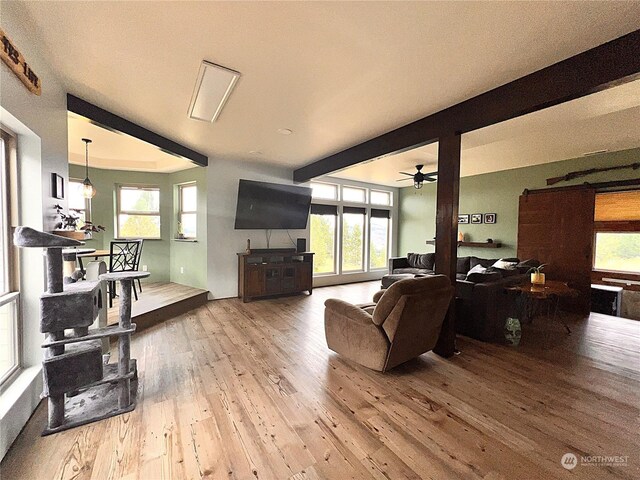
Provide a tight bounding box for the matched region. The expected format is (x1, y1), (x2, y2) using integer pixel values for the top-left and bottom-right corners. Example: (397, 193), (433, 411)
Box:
(517, 188), (596, 314)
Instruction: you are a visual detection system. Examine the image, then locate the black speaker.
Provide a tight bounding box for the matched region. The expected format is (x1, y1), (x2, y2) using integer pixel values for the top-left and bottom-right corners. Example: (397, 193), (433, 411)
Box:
(296, 238), (306, 253)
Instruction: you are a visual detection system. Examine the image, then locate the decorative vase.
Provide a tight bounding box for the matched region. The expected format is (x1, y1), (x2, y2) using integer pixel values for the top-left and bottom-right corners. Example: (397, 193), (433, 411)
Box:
(504, 317), (522, 346)
(531, 272), (546, 285)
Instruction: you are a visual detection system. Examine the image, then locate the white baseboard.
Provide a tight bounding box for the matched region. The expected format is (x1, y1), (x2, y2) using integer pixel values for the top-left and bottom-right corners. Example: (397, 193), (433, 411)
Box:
(0, 365), (42, 461)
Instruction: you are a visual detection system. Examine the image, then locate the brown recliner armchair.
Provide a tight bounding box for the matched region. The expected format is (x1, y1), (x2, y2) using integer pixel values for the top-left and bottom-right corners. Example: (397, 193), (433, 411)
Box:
(324, 275), (454, 372)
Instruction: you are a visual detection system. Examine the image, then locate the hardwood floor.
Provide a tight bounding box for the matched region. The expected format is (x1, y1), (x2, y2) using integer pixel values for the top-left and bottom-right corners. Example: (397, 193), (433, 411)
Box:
(2, 281), (639, 479)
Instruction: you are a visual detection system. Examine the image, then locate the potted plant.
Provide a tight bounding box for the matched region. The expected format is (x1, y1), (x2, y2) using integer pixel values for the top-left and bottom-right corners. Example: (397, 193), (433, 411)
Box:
(176, 221), (185, 239)
(52, 204), (85, 240)
(528, 264), (547, 285)
(79, 221), (106, 239)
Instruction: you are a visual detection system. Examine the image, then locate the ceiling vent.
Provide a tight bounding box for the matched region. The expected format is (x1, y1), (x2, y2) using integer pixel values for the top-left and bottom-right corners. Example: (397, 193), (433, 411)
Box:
(188, 61), (241, 122)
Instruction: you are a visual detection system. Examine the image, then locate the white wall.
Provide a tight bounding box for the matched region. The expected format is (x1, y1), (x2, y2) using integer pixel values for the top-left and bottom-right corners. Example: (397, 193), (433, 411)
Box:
(0, 1), (69, 459)
(206, 159), (309, 299)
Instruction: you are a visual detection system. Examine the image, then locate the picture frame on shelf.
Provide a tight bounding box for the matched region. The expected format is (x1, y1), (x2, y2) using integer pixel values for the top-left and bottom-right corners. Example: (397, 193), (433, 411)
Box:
(458, 214), (469, 224)
(51, 173), (64, 199)
(484, 213), (497, 224)
(471, 213), (483, 224)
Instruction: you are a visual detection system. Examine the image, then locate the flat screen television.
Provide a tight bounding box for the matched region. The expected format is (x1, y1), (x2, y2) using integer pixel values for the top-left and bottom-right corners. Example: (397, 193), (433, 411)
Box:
(234, 179), (312, 230)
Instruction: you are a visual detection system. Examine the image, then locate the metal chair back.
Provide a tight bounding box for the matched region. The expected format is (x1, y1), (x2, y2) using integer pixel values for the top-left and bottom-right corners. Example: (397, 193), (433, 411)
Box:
(109, 240), (142, 273)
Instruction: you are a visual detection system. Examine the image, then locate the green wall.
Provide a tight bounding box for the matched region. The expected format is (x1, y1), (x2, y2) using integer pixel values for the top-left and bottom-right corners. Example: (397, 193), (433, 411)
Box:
(68, 164), (207, 288)
(399, 148), (640, 259)
(169, 167), (208, 288)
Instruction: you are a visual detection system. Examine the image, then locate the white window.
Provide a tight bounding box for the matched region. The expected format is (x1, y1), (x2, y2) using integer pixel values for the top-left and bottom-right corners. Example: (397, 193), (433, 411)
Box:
(342, 207), (366, 272)
(593, 232), (640, 274)
(117, 185), (161, 239)
(311, 182), (338, 201)
(68, 178), (91, 227)
(310, 204), (338, 275)
(370, 190), (391, 206)
(1, 129), (19, 385)
(342, 186), (366, 203)
(178, 183), (197, 239)
(370, 209), (390, 270)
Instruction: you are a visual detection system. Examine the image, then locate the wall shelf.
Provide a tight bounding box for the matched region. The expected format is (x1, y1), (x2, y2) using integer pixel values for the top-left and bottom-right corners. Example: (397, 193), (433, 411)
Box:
(425, 240), (502, 248)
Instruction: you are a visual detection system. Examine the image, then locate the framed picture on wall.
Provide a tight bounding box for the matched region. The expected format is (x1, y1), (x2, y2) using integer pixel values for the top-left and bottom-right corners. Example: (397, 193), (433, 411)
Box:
(471, 213), (483, 224)
(484, 213), (497, 224)
(51, 173), (64, 199)
(458, 214), (469, 224)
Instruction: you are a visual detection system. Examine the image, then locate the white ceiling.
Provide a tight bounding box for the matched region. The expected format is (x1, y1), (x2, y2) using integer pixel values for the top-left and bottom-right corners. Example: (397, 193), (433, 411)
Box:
(68, 113), (196, 173)
(18, 1), (640, 172)
(334, 79), (640, 186)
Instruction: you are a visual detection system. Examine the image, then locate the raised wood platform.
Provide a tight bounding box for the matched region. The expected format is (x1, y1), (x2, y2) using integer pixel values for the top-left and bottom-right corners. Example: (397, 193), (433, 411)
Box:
(107, 282), (208, 331)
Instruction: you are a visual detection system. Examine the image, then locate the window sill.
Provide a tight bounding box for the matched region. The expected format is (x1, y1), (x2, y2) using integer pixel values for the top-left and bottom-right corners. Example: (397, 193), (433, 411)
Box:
(173, 238), (197, 242)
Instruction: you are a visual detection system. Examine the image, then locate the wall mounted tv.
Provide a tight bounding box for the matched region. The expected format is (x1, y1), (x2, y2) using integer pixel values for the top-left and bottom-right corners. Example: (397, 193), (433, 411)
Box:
(234, 179), (312, 230)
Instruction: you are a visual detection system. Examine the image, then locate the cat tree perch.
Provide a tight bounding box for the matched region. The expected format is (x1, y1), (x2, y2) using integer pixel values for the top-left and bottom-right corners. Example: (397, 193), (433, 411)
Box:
(14, 227), (149, 435)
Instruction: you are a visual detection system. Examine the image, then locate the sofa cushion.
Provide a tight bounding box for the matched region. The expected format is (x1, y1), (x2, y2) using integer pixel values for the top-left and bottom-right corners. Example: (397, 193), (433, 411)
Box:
(492, 258), (519, 270)
(457, 256), (471, 274)
(456, 273), (467, 280)
(470, 256), (500, 269)
(393, 267), (433, 275)
(487, 266), (519, 278)
(407, 253), (435, 270)
(465, 271), (503, 284)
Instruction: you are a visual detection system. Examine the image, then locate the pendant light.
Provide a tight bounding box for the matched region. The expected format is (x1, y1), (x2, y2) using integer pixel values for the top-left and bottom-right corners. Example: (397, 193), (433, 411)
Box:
(81, 138), (96, 199)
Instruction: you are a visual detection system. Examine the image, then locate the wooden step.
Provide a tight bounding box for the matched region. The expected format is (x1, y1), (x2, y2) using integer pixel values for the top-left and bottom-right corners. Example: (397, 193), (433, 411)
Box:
(108, 282), (209, 331)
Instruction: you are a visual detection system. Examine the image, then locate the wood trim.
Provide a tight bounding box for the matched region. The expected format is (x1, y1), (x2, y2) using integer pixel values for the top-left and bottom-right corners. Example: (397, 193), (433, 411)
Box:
(593, 220), (640, 232)
(592, 270), (640, 292)
(67, 94), (208, 167)
(293, 29), (640, 182)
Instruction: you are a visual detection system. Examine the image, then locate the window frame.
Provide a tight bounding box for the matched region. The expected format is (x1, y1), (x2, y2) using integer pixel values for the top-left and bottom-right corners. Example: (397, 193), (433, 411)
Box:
(341, 206), (367, 273)
(310, 181), (339, 201)
(116, 183), (162, 239)
(309, 206), (339, 276)
(0, 128), (21, 387)
(370, 189), (392, 206)
(341, 185), (367, 203)
(177, 182), (197, 239)
(68, 177), (92, 225)
(368, 210), (391, 271)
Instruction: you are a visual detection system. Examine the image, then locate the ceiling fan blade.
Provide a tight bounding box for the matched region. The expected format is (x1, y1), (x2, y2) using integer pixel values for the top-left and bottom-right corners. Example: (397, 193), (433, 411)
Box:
(398, 172), (414, 176)
(425, 171), (438, 176)
(396, 178), (412, 181)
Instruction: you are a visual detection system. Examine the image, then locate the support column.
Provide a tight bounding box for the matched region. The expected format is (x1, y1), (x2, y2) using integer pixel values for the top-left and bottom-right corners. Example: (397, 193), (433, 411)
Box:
(434, 133), (461, 358)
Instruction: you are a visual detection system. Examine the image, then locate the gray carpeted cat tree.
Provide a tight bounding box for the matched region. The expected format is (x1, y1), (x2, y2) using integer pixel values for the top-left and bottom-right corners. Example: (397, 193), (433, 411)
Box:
(14, 226), (149, 435)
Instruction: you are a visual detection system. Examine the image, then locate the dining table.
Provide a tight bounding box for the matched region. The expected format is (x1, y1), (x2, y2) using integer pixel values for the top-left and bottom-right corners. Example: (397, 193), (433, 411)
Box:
(77, 249), (112, 273)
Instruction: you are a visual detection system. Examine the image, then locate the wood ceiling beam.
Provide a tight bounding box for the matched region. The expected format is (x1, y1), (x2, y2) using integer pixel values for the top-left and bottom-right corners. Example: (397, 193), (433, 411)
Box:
(293, 29), (640, 183)
(67, 94), (208, 167)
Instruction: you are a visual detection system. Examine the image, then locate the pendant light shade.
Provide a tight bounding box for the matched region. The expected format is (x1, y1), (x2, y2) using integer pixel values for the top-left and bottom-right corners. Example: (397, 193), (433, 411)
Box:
(81, 138), (96, 199)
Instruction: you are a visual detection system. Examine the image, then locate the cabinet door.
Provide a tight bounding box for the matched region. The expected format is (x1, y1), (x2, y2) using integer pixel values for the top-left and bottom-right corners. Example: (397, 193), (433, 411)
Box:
(282, 266), (296, 292)
(264, 267), (282, 294)
(296, 263), (312, 291)
(245, 266), (264, 297)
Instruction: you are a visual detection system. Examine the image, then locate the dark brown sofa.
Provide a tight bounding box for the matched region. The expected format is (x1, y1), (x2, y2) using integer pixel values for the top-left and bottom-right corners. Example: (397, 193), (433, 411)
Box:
(389, 254), (535, 341)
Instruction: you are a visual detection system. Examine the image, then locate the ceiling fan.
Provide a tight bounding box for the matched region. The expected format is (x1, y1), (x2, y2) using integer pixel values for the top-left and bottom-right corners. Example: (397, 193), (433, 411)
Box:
(397, 164), (437, 189)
